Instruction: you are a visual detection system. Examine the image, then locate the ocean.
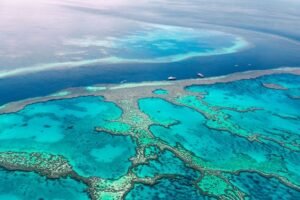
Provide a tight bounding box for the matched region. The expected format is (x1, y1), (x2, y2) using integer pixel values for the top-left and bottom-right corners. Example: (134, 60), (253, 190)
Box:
(0, 0), (300, 104)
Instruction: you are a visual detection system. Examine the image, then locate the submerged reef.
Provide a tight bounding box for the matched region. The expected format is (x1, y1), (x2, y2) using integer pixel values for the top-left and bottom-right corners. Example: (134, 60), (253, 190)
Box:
(0, 24), (249, 79)
(0, 68), (299, 199)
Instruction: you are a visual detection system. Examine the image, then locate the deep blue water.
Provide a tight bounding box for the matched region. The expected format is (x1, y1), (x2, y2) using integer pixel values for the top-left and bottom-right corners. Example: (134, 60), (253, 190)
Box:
(0, 169), (89, 200)
(125, 177), (209, 200)
(228, 172), (300, 199)
(0, 0), (300, 104)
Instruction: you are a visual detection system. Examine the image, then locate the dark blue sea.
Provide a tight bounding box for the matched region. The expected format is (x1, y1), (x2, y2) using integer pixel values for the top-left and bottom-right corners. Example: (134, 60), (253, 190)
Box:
(0, 0), (300, 105)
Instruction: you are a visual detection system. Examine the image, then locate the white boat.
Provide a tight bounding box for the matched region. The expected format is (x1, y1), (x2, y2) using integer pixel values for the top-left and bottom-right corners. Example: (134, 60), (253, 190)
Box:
(197, 73), (205, 78)
(168, 76), (176, 80)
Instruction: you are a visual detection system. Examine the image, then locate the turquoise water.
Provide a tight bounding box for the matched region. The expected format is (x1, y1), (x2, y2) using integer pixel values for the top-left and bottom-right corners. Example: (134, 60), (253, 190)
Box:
(0, 96), (136, 178)
(133, 150), (199, 179)
(224, 109), (300, 148)
(186, 74), (300, 116)
(1, 73), (300, 199)
(138, 97), (300, 184)
(0, 23), (248, 79)
(138, 97), (206, 127)
(0, 169), (88, 200)
(125, 177), (211, 200)
(186, 74), (300, 150)
(97, 25), (247, 62)
(152, 89), (169, 95)
(227, 172), (300, 200)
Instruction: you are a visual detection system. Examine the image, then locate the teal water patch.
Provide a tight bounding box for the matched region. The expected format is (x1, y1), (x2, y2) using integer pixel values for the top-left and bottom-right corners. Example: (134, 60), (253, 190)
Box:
(65, 24), (248, 64)
(0, 96), (136, 178)
(138, 97), (225, 160)
(227, 172), (300, 200)
(0, 169), (89, 200)
(261, 74), (300, 98)
(144, 145), (160, 157)
(186, 74), (300, 117)
(125, 177), (212, 200)
(152, 89), (169, 95)
(0, 23), (249, 79)
(223, 109), (300, 149)
(133, 150), (199, 179)
(185, 73), (300, 150)
(138, 97), (206, 127)
(90, 144), (130, 163)
(138, 97), (300, 184)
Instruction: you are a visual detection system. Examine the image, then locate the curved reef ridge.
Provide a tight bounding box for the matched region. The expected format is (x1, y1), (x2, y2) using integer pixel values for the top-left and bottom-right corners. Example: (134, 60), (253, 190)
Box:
(0, 67), (299, 200)
(0, 24), (249, 79)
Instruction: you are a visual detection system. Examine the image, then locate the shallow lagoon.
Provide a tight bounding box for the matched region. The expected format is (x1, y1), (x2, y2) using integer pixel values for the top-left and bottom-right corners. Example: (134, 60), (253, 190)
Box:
(186, 74), (300, 116)
(186, 74), (300, 151)
(0, 96), (136, 178)
(0, 0), (300, 198)
(0, 72), (299, 199)
(139, 97), (300, 179)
